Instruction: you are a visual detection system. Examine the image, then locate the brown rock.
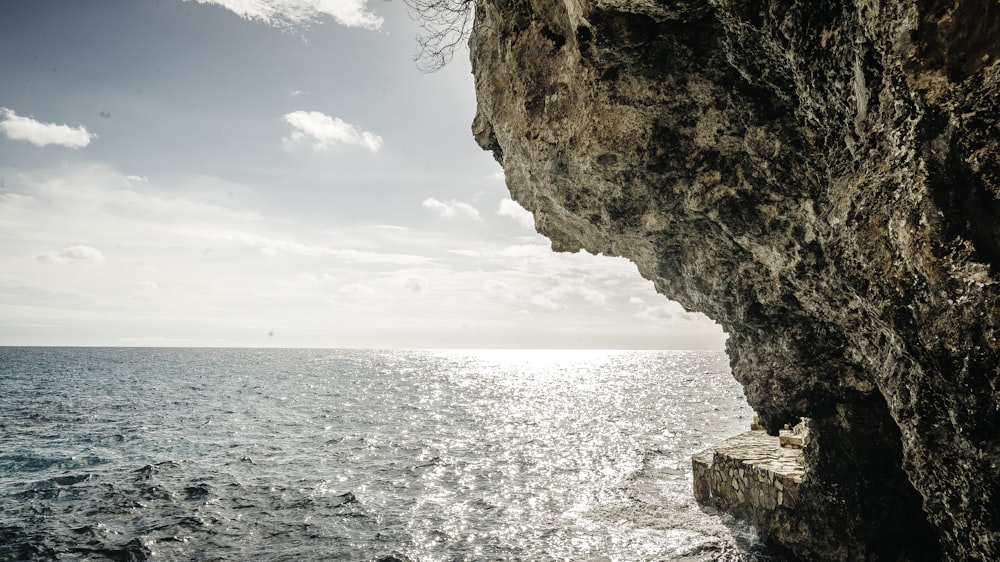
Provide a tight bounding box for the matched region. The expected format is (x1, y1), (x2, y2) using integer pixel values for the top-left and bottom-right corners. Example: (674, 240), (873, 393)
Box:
(470, 0), (999, 560)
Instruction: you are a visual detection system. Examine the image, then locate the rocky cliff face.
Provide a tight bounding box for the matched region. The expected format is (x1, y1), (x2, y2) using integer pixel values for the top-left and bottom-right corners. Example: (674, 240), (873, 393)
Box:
(469, 0), (999, 560)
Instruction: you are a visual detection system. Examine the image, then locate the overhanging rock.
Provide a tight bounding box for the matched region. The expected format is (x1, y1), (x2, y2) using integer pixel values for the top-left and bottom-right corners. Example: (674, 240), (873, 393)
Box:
(470, 0), (999, 559)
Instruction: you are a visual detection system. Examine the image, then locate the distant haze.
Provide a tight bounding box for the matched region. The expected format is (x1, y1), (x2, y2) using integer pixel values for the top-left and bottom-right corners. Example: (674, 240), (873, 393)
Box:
(0, 0), (726, 350)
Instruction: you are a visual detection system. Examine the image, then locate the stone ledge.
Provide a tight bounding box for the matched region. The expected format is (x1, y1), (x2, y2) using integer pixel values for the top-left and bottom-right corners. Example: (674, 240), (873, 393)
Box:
(692, 430), (806, 513)
(779, 430), (805, 449)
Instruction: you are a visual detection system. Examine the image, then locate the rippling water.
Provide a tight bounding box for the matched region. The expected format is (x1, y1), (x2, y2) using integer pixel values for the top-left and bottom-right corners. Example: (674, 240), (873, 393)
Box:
(0, 348), (782, 561)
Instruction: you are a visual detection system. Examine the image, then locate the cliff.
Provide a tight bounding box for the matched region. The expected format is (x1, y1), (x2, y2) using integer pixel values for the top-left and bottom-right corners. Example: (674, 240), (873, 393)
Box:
(468, 0), (999, 560)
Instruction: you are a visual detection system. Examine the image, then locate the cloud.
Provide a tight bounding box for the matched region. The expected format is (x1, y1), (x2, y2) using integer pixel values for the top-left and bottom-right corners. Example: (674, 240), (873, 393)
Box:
(0, 164), (726, 349)
(187, 0), (383, 30)
(134, 281), (160, 298)
(34, 245), (105, 265)
(0, 108), (95, 148)
(283, 111), (382, 152)
(404, 277), (428, 293)
(497, 198), (535, 229)
(448, 249), (482, 258)
(637, 301), (701, 323)
(524, 283), (607, 312)
(328, 248), (427, 265)
(422, 198), (480, 220)
(117, 336), (176, 344)
(339, 282), (376, 296)
(484, 279), (508, 296)
(498, 244), (551, 259)
(180, 227), (428, 264)
(528, 294), (560, 310)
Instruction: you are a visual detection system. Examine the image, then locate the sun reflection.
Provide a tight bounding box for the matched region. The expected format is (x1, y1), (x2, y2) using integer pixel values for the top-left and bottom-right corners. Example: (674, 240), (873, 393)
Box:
(394, 349), (756, 559)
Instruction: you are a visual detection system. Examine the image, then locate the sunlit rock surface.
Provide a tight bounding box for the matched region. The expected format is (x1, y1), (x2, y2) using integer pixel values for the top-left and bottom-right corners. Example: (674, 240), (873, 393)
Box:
(469, 0), (999, 560)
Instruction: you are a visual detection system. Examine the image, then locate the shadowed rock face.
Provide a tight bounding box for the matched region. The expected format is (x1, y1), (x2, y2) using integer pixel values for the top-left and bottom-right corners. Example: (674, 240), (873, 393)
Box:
(469, 0), (999, 560)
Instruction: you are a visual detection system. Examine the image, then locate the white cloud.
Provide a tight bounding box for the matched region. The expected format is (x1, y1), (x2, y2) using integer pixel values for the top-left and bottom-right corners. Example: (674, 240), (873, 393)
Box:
(0, 108), (95, 148)
(484, 279), (508, 295)
(422, 197), (480, 220)
(134, 281), (160, 298)
(497, 197), (535, 229)
(404, 277), (428, 293)
(528, 294), (560, 310)
(637, 301), (701, 323)
(34, 245), (105, 265)
(125, 175), (149, 183)
(180, 227), (428, 264)
(283, 110), (382, 152)
(522, 283), (608, 312)
(187, 0), (383, 30)
(329, 248), (428, 265)
(339, 282), (376, 296)
(117, 336), (176, 344)
(575, 286), (607, 306)
(499, 244), (551, 259)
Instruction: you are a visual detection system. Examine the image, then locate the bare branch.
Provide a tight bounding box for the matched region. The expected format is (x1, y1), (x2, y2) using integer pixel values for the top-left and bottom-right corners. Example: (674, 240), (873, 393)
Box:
(401, 0), (476, 72)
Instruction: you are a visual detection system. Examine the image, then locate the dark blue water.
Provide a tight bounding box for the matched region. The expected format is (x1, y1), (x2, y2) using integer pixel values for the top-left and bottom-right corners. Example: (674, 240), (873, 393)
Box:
(0, 348), (780, 561)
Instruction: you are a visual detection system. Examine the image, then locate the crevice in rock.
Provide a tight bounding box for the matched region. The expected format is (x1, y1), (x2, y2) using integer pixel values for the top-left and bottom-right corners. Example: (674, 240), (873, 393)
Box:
(802, 394), (943, 561)
(906, 0), (1000, 82)
(539, 24), (566, 51)
(922, 113), (1000, 274)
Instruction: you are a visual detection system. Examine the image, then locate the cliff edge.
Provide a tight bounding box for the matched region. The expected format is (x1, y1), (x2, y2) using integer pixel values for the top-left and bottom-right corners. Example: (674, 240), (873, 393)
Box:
(469, 0), (999, 560)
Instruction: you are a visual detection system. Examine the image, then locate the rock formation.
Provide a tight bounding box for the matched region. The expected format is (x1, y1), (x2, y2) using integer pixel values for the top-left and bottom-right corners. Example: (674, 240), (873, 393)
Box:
(468, 0), (999, 559)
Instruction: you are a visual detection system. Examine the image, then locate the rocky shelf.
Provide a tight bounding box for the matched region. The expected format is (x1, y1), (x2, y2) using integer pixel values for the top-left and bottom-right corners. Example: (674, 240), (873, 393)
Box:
(693, 429), (806, 513)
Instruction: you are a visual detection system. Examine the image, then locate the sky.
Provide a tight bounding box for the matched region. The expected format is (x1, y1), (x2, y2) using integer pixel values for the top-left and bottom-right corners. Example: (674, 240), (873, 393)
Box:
(0, 0), (727, 349)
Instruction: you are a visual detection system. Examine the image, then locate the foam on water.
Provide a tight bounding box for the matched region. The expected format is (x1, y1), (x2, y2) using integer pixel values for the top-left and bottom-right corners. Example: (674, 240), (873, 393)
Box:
(0, 348), (786, 561)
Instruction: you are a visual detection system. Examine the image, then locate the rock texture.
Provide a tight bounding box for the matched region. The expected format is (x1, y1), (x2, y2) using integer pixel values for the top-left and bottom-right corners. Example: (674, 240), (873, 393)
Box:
(469, 0), (999, 560)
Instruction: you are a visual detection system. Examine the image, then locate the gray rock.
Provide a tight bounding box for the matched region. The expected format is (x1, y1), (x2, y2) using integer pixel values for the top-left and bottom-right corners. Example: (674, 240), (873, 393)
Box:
(469, 0), (999, 560)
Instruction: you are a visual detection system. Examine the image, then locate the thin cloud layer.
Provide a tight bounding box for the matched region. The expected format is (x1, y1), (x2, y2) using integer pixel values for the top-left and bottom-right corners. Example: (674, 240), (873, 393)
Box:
(0, 108), (95, 148)
(180, 227), (427, 264)
(0, 163), (725, 348)
(423, 197), (480, 219)
(188, 0), (383, 30)
(283, 111), (383, 152)
(34, 245), (106, 265)
(497, 197), (534, 229)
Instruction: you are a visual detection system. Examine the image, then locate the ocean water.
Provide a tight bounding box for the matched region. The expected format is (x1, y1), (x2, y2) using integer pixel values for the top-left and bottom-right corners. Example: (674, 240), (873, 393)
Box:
(0, 347), (783, 561)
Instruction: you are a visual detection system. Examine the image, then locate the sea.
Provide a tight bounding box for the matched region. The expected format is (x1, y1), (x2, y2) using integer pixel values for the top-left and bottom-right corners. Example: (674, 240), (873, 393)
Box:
(0, 347), (785, 561)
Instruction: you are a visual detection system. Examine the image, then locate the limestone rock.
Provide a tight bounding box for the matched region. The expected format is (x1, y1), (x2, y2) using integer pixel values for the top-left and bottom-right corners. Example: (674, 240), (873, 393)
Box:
(469, 0), (999, 560)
